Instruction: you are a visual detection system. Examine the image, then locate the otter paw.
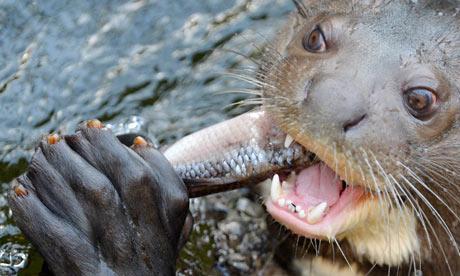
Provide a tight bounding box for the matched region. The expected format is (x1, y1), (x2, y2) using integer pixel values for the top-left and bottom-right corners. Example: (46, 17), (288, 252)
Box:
(8, 120), (190, 275)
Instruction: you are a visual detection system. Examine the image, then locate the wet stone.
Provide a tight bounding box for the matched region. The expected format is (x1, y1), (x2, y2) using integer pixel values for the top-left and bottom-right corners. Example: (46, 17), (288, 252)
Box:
(219, 221), (244, 237)
(177, 190), (276, 274)
(0, 243), (28, 274)
(236, 197), (264, 217)
(230, 260), (250, 272)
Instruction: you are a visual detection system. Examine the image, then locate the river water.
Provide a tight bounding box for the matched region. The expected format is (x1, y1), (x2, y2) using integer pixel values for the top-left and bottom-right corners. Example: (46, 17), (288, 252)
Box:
(0, 0), (293, 274)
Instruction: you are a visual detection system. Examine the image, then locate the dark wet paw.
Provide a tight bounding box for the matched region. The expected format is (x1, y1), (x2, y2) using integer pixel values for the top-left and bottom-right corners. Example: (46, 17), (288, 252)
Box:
(8, 119), (190, 275)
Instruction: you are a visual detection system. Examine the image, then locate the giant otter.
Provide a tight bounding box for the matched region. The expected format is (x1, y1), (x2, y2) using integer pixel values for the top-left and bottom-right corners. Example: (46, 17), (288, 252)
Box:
(8, 0), (460, 275)
(167, 0), (460, 274)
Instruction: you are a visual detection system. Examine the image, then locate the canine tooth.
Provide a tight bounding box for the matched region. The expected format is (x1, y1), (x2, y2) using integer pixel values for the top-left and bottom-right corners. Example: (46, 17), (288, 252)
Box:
(270, 174), (281, 200)
(273, 174), (280, 186)
(298, 210), (306, 218)
(284, 134), (294, 148)
(278, 198), (286, 207)
(306, 202), (328, 224)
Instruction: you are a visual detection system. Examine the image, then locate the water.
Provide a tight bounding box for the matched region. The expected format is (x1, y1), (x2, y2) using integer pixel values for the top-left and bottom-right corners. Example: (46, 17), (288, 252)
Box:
(0, 0), (294, 274)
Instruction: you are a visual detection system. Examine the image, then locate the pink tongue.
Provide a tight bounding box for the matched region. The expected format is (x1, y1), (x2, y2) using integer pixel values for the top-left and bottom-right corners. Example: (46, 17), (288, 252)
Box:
(295, 163), (342, 206)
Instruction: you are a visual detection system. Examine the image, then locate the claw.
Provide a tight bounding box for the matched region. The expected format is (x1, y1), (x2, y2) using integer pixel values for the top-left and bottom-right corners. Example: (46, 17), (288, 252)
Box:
(14, 184), (28, 197)
(86, 119), (103, 129)
(47, 134), (60, 145)
(133, 136), (148, 146)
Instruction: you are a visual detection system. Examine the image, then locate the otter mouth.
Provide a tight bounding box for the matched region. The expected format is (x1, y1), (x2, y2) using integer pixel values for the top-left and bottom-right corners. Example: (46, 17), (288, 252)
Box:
(163, 110), (370, 239)
(265, 162), (366, 238)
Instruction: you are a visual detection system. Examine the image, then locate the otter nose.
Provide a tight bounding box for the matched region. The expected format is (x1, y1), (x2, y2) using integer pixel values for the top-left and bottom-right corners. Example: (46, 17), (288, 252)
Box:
(304, 75), (370, 136)
(343, 114), (366, 133)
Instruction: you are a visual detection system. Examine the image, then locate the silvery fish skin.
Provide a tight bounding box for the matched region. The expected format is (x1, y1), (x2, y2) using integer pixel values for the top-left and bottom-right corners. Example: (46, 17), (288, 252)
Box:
(163, 110), (313, 197)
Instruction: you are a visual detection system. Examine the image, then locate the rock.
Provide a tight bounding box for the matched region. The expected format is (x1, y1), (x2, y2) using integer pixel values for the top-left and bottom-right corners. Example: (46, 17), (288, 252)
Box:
(219, 221), (244, 236)
(236, 197), (264, 217)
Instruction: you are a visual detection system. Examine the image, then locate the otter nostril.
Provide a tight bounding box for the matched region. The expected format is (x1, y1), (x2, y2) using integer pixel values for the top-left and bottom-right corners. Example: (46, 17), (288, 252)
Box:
(343, 114), (366, 133)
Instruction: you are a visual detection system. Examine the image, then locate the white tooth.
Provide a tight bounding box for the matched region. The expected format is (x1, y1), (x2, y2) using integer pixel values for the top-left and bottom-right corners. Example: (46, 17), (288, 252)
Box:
(306, 202), (328, 224)
(289, 204), (296, 212)
(270, 174), (281, 200)
(284, 134), (294, 148)
(295, 205), (302, 213)
(278, 198), (286, 207)
(286, 200), (293, 206)
(298, 210), (306, 218)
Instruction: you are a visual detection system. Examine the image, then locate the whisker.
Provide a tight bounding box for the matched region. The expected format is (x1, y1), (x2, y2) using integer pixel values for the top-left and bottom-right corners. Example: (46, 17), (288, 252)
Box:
(334, 238), (353, 272)
(389, 174), (432, 251)
(223, 72), (272, 88)
(399, 174), (455, 276)
(215, 88), (262, 96)
(220, 47), (261, 66)
(398, 162), (460, 224)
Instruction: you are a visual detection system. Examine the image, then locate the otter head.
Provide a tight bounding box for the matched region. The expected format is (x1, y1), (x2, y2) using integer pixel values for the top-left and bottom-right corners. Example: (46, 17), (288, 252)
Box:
(260, 0), (460, 272)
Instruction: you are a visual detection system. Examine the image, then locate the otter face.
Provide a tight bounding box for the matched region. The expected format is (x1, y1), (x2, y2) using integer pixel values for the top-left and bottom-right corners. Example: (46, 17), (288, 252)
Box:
(261, 0), (460, 270)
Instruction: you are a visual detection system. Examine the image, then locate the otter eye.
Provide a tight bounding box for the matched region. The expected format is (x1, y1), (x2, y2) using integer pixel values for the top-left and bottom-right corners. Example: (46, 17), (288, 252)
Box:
(303, 26), (327, 53)
(403, 88), (438, 119)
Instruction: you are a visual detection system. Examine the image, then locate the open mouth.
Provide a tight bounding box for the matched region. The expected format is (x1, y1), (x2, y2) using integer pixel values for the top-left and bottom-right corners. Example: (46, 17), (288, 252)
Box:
(265, 162), (366, 238)
(164, 110), (370, 239)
